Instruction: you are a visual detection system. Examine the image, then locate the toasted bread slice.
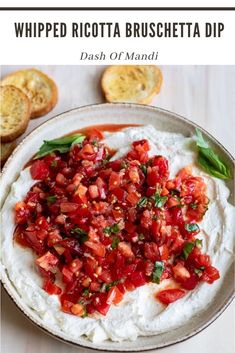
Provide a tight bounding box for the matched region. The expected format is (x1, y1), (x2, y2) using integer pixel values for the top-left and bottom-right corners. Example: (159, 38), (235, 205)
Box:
(101, 65), (163, 104)
(1, 139), (17, 164)
(1, 69), (58, 118)
(0, 85), (31, 142)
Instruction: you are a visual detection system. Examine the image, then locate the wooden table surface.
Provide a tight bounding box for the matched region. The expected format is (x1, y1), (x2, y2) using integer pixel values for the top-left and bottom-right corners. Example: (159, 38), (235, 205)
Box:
(1, 65), (235, 353)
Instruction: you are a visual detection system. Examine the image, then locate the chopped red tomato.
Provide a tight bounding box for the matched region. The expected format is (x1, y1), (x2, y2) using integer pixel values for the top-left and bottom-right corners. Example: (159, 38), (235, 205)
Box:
(109, 172), (121, 190)
(30, 160), (49, 180)
(107, 286), (123, 305)
(201, 266), (220, 284)
(36, 251), (59, 272)
(85, 241), (106, 257)
(43, 279), (62, 295)
(173, 263), (190, 281)
(14, 132), (219, 318)
(156, 289), (186, 304)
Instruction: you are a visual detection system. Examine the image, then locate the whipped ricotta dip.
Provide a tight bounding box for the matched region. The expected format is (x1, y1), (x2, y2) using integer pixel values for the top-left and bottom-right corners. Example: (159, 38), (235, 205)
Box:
(1, 125), (234, 343)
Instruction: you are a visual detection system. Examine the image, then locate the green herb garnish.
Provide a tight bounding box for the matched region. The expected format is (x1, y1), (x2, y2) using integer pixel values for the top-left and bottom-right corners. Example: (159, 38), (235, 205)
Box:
(137, 197), (148, 208)
(189, 202), (198, 209)
(47, 195), (57, 204)
(195, 239), (203, 248)
(183, 238), (203, 259)
(170, 189), (180, 196)
(104, 223), (120, 235)
(71, 227), (88, 243)
(35, 134), (85, 159)
(152, 261), (165, 284)
(194, 266), (205, 274)
(140, 164), (147, 175)
(111, 236), (120, 249)
(120, 161), (127, 169)
(138, 233), (145, 241)
(83, 289), (90, 297)
(183, 242), (195, 259)
(50, 160), (58, 168)
(184, 223), (200, 233)
(82, 308), (88, 318)
(105, 280), (119, 291)
(151, 193), (168, 208)
(195, 128), (231, 180)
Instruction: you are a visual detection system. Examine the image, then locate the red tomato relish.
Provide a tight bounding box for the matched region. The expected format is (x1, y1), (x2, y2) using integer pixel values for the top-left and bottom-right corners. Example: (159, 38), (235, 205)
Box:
(14, 130), (220, 317)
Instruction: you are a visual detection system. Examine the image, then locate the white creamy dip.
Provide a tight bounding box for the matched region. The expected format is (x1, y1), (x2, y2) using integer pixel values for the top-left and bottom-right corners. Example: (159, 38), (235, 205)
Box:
(1, 125), (234, 342)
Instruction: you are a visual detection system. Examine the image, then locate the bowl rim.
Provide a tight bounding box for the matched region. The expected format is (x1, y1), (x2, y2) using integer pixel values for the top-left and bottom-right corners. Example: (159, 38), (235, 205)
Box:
(1, 102), (234, 352)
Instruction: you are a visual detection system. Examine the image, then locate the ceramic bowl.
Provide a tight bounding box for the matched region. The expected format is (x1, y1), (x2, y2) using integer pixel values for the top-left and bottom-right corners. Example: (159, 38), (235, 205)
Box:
(1, 103), (234, 351)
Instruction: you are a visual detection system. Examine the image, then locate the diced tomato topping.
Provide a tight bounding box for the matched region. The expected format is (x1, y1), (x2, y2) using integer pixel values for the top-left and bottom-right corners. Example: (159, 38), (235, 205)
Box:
(156, 289), (186, 304)
(173, 263), (190, 281)
(15, 202), (30, 224)
(36, 251), (59, 272)
(181, 272), (199, 290)
(71, 303), (85, 316)
(60, 202), (78, 213)
(107, 286), (123, 305)
(131, 271), (147, 287)
(14, 131), (219, 318)
(109, 172), (121, 190)
(43, 279), (62, 295)
(30, 160), (49, 180)
(118, 242), (134, 258)
(85, 241), (106, 257)
(88, 185), (99, 199)
(201, 266), (220, 284)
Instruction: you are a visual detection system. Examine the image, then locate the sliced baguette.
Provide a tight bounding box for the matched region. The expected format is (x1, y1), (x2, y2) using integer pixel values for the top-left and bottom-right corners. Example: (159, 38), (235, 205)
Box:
(101, 65), (163, 104)
(0, 85), (31, 142)
(1, 69), (58, 118)
(1, 139), (17, 164)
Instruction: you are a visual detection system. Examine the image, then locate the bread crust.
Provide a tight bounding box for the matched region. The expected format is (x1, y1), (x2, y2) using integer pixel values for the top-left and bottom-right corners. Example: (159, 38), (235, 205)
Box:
(1, 139), (17, 164)
(1, 69), (58, 118)
(101, 65), (163, 104)
(0, 85), (31, 142)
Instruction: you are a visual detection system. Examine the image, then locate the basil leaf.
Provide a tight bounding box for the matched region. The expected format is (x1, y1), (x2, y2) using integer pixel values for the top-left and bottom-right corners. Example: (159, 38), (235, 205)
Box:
(198, 152), (231, 180)
(105, 280), (119, 291)
(50, 160), (58, 168)
(152, 261), (165, 284)
(137, 197), (148, 207)
(195, 239), (203, 248)
(47, 195), (57, 204)
(140, 164), (147, 175)
(104, 223), (120, 235)
(35, 134), (85, 159)
(111, 236), (120, 249)
(83, 289), (90, 296)
(170, 189), (180, 196)
(36, 144), (71, 159)
(194, 266), (205, 274)
(184, 223), (200, 233)
(71, 135), (86, 146)
(183, 242), (195, 259)
(195, 128), (209, 148)
(195, 129), (231, 180)
(120, 161), (127, 169)
(138, 233), (145, 241)
(189, 202), (198, 209)
(71, 227), (88, 243)
(46, 134), (84, 146)
(82, 308), (88, 318)
(152, 194), (168, 208)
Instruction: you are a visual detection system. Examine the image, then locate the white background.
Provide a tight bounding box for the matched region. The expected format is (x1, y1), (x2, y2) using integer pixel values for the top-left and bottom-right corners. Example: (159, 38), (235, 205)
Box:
(1, 0), (235, 8)
(1, 65), (235, 353)
(0, 11), (235, 64)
